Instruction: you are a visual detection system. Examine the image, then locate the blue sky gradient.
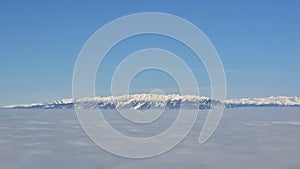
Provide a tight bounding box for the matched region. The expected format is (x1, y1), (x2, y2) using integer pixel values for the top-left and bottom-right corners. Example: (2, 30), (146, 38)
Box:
(1, 0), (300, 106)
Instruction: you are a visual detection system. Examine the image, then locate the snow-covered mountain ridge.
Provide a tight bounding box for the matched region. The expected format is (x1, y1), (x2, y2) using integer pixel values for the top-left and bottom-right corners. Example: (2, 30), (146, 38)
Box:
(2, 94), (300, 110)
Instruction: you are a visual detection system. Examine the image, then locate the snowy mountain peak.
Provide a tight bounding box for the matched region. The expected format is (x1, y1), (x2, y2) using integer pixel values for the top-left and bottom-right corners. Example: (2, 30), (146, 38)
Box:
(224, 96), (300, 107)
(2, 94), (300, 109)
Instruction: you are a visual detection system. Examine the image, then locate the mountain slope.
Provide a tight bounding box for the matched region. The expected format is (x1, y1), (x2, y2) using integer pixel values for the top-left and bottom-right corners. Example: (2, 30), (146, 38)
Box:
(224, 96), (300, 108)
(2, 94), (300, 110)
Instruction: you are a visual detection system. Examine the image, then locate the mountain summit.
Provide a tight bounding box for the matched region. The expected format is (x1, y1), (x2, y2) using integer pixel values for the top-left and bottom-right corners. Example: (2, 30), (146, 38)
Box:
(2, 94), (300, 110)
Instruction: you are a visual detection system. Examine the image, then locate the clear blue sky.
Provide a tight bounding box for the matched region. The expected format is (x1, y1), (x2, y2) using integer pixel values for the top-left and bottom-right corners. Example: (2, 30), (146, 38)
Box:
(1, 0), (299, 106)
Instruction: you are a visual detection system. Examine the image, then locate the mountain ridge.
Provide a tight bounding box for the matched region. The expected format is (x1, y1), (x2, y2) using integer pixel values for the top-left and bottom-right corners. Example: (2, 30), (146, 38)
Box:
(2, 94), (300, 110)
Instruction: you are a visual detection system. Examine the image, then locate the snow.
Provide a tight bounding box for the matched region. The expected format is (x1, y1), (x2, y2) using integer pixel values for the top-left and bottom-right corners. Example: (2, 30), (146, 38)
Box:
(224, 96), (300, 106)
(2, 94), (300, 110)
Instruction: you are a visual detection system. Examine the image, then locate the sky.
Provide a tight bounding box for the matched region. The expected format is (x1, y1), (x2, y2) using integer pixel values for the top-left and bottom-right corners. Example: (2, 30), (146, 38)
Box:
(0, 0), (300, 106)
